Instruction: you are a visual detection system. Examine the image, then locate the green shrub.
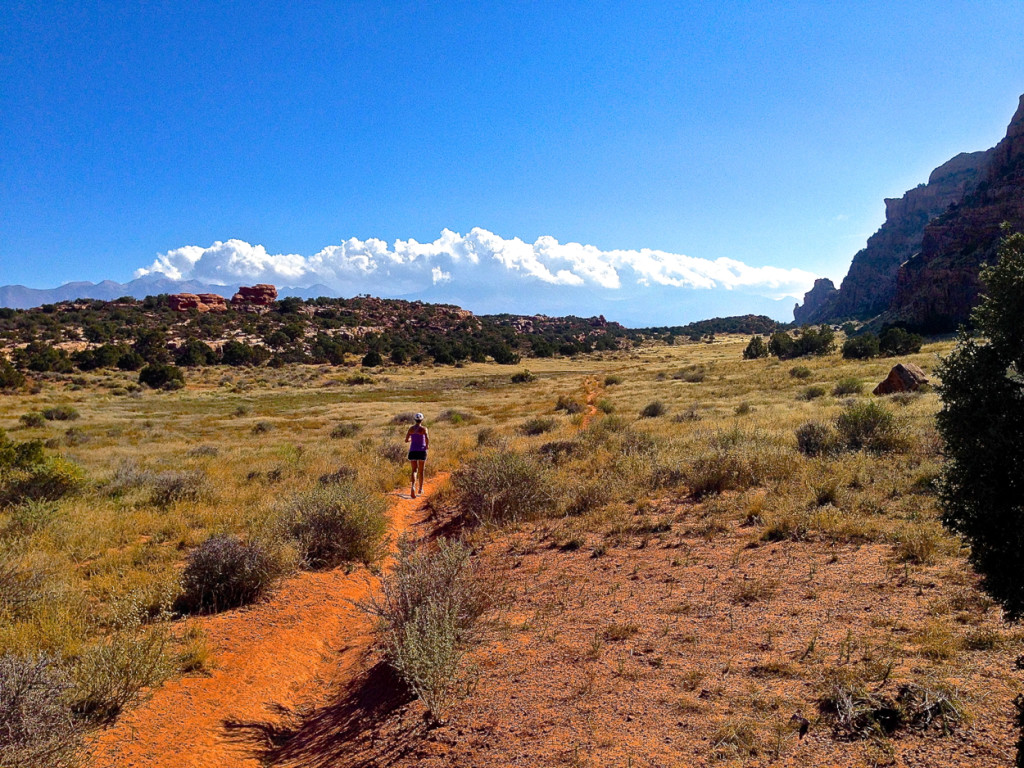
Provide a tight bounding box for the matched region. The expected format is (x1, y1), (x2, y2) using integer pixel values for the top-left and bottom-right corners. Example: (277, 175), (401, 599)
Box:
(285, 484), (389, 568)
(795, 421), (840, 456)
(176, 534), (282, 614)
(138, 364), (185, 390)
(519, 416), (556, 436)
(452, 451), (554, 525)
(879, 327), (923, 356)
(673, 365), (705, 382)
(364, 538), (488, 721)
(330, 422), (361, 439)
(799, 385), (827, 400)
(361, 350), (383, 367)
(42, 406), (79, 422)
(832, 377), (863, 396)
(596, 398), (614, 414)
(603, 374), (623, 386)
(510, 370), (535, 384)
(835, 400), (905, 453)
(789, 365), (812, 379)
(0, 654), (80, 768)
(0, 359), (26, 391)
(742, 335), (769, 359)
(938, 228), (1024, 623)
(842, 333), (880, 359)
(19, 412), (46, 428)
(0, 456), (85, 506)
(640, 400), (667, 418)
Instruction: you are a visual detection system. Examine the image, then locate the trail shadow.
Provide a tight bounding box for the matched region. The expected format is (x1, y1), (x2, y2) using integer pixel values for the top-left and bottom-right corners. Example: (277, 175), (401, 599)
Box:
(223, 660), (422, 768)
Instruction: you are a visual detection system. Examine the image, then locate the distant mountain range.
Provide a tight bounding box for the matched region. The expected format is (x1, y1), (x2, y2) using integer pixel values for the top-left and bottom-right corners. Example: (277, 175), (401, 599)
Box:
(795, 93), (1024, 332)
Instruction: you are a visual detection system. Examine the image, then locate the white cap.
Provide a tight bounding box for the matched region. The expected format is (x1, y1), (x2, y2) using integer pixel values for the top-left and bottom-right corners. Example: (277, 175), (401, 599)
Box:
(414, 413), (424, 421)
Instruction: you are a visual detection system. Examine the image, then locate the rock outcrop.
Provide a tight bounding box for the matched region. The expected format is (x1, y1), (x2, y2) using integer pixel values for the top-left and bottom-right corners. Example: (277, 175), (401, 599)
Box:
(873, 363), (929, 395)
(168, 293), (229, 312)
(795, 150), (991, 324)
(795, 93), (1024, 332)
(793, 278), (838, 324)
(231, 284), (278, 307)
(887, 94), (1024, 332)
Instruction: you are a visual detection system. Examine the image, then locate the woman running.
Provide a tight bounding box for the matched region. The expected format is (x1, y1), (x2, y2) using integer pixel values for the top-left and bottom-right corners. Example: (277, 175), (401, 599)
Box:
(405, 413), (429, 498)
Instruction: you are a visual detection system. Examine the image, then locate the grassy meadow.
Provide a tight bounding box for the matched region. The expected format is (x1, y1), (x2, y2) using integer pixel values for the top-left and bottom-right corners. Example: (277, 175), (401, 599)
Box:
(3, 334), (1021, 765)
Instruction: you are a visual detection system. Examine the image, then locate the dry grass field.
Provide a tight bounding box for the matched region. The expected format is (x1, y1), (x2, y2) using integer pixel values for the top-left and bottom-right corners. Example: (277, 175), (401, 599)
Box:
(1, 335), (1021, 767)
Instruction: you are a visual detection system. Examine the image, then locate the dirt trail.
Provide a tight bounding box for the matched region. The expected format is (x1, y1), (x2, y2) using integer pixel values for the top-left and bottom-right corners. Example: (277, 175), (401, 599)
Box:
(579, 378), (600, 429)
(88, 474), (447, 768)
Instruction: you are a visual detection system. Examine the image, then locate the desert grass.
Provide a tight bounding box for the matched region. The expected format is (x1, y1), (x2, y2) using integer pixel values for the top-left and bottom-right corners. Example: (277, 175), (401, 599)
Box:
(3, 334), (1010, 764)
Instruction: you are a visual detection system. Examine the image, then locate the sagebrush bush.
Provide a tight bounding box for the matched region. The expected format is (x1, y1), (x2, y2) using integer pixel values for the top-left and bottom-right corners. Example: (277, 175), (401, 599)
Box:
(798, 385), (826, 401)
(364, 537), (488, 721)
(519, 416), (556, 436)
(554, 395), (583, 414)
(330, 422), (360, 439)
(19, 412), (45, 428)
(149, 470), (207, 507)
(0, 653), (80, 768)
(833, 377), (864, 396)
(789, 365), (812, 379)
(285, 484), (389, 568)
(510, 370), (535, 384)
(70, 624), (171, 722)
(640, 400), (667, 418)
(176, 534), (282, 614)
(603, 374), (623, 386)
(836, 400), (906, 453)
(452, 450), (554, 525)
(795, 421), (840, 456)
(41, 406), (79, 422)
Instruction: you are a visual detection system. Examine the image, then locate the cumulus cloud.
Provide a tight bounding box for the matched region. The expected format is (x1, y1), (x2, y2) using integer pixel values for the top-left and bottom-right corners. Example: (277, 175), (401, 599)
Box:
(135, 227), (816, 302)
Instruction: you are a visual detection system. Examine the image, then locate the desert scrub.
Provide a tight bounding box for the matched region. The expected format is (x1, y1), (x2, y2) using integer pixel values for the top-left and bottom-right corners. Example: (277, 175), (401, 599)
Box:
(640, 400), (667, 418)
(554, 394), (584, 414)
(452, 450), (554, 525)
(176, 534), (283, 614)
(836, 400), (907, 453)
(0, 432), (85, 506)
(19, 411), (46, 428)
(0, 653), (80, 768)
(789, 365), (812, 379)
(603, 374), (623, 385)
(41, 406), (79, 422)
(363, 537), (488, 721)
(798, 385), (826, 400)
(284, 483), (389, 568)
(795, 421), (840, 457)
(510, 370), (535, 384)
(519, 416), (557, 436)
(329, 421), (360, 439)
(70, 615), (172, 722)
(832, 376), (863, 396)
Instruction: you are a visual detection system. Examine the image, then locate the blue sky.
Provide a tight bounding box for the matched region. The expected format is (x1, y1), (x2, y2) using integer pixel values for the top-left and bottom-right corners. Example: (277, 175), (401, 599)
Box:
(1, 1), (1022, 323)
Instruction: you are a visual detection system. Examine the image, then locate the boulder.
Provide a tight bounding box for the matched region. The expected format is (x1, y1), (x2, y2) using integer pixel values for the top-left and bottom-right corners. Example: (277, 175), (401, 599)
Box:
(873, 363), (929, 396)
(231, 284), (278, 306)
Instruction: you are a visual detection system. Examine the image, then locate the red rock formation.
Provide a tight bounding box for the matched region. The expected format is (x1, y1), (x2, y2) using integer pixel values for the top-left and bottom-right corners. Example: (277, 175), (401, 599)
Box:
(169, 293), (229, 312)
(168, 293), (202, 311)
(889, 94), (1024, 332)
(873, 363), (929, 395)
(231, 284), (278, 306)
(196, 294), (228, 312)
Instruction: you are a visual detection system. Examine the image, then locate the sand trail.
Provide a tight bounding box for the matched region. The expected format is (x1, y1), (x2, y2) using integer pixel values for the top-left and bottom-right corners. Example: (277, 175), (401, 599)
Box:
(89, 474), (446, 768)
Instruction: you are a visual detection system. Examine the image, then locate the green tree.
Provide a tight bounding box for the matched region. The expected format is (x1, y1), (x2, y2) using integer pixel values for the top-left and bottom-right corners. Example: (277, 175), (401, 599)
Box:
(841, 332), (880, 360)
(742, 335), (768, 359)
(937, 228), (1024, 620)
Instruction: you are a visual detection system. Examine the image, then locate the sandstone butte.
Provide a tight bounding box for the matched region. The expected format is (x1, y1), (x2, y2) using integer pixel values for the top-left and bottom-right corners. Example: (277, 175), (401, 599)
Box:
(168, 285), (277, 312)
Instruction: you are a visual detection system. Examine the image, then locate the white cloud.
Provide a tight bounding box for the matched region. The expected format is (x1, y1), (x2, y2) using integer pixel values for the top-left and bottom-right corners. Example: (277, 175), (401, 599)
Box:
(135, 227), (816, 302)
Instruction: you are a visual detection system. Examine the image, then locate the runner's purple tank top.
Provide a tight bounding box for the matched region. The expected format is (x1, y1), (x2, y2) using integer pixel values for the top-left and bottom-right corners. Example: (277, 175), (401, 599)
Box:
(410, 432), (427, 451)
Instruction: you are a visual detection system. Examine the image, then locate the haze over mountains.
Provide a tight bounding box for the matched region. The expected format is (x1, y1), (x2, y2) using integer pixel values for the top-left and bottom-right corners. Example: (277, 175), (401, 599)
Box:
(796, 93), (1024, 332)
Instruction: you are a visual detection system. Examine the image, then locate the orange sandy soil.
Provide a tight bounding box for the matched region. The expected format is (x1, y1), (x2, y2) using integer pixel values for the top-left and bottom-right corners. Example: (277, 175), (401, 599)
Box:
(86, 474), (445, 768)
(87, 469), (1021, 768)
(313, 509), (1021, 768)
